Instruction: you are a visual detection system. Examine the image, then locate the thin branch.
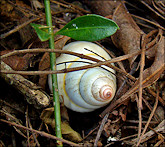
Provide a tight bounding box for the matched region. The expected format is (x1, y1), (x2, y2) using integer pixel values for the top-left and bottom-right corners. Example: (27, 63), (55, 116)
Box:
(0, 119), (80, 146)
(1, 48), (140, 80)
(131, 14), (165, 30)
(136, 88), (159, 146)
(141, 1), (165, 20)
(94, 113), (109, 146)
(137, 33), (146, 138)
(0, 17), (40, 39)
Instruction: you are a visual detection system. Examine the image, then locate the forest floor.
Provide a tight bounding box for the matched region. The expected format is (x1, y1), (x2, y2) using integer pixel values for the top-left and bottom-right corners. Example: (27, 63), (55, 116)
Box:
(0, 0), (165, 146)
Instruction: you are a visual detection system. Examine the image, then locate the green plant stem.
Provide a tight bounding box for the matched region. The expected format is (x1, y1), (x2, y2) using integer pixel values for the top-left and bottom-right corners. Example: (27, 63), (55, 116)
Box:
(44, 0), (62, 146)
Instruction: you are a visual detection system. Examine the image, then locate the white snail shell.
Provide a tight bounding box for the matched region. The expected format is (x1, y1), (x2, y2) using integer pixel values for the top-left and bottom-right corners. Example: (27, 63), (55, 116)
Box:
(48, 41), (116, 112)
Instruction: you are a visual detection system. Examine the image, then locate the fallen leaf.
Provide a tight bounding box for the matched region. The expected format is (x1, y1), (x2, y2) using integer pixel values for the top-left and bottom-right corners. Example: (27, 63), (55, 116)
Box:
(127, 29), (164, 94)
(1, 50), (33, 71)
(111, 3), (144, 67)
(61, 121), (82, 142)
(40, 107), (82, 142)
(84, 1), (120, 17)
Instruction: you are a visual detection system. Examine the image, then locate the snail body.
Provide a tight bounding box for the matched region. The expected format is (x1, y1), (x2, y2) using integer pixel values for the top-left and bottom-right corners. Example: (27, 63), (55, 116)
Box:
(48, 41), (116, 112)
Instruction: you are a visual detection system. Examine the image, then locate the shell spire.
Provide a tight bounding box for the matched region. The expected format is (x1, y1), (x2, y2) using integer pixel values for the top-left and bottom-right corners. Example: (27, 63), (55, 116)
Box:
(100, 85), (113, 100)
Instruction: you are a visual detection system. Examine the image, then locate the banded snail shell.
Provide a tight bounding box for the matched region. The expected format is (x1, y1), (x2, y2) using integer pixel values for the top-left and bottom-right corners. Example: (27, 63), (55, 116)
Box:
(48, 41), (116, 112)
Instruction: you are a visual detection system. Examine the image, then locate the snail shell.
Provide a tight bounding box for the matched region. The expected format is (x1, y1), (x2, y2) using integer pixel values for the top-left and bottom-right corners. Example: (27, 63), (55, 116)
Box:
(48, 41), (116, 112)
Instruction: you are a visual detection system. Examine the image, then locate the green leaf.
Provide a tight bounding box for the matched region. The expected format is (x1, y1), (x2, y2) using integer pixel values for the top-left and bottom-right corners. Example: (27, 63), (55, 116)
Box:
(30, 23), (51, 41)
(55, 14), (119, 41)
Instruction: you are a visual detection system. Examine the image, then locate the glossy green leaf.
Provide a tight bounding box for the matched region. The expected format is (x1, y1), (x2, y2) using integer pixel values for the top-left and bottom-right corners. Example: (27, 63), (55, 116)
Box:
(55, 14), (119, 41)
(30, 23), (51, 41)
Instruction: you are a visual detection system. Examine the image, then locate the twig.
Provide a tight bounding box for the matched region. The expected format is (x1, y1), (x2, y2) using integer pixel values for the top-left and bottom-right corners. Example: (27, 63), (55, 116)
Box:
(94, 113), (109, 146)
(0, 119), (80, 146)
(135, 21), (155, 30)
(131, 14), (165, 30)
(115, 62), (138, 99)
(126, 120), (158, 124)
(141, 1), (165, 20)
(82, 125), (99, 140)
(0, 17), (40, 39)
(135, 94), (142, 139)
(142, 97), (160, 122)
(137, 33), (147, 138)
(1, 48), (139, 81)
(51, 0), (83, 15)
(25, 107), (30, 147)
(0, 109), (27, 138)
(59, 0), (91, 14)
(147, 88), (165, 106)
(136, 87), (159, 146)
(152, 1), (164, 15)
(119, 134), (138, 141)
(132, 120), (165, 144)
(150, 126), (165, 147)
(0, 48), (140, 64)
(28, 117), (40, 146)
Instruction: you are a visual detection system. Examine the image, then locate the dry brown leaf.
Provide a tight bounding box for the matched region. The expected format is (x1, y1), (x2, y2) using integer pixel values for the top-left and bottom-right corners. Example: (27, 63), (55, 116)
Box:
(84, 1), (120, 17)
(54, 36), (71, 58)
(111, 3), (144, 67)
(128, 30), (164, 94)
(1, 50), (33, 71)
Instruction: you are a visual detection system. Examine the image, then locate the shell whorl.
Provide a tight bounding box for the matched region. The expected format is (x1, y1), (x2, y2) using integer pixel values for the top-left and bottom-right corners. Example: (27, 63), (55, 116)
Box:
(91, 77), (114, 101)
(100, 85), (113, 100)
(48, 41), (116, 112)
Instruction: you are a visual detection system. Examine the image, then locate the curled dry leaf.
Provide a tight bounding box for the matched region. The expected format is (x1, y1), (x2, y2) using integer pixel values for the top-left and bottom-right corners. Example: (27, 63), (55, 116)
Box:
(132, 29), (164, 92)
(38, 36), (70, 89)
(111, 3), (144, 67)
(40, 107), (82, 142)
